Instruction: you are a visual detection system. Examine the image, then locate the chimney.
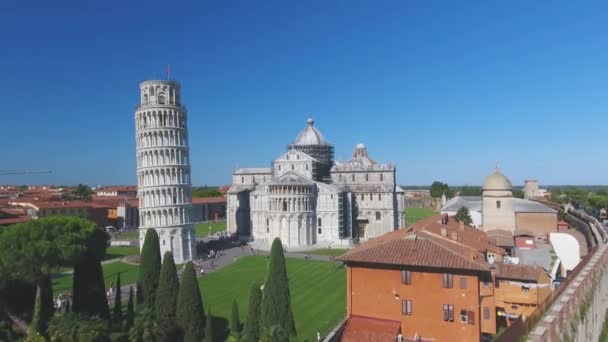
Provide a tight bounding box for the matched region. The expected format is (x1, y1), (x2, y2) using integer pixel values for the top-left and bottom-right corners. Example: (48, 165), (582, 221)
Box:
(451, 232), (458, 241)
(459, 221), (465, 231)
(441, 227), (447, 237)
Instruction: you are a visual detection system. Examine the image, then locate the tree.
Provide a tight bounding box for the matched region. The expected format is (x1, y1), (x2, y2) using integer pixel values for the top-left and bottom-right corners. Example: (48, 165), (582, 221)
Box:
(138, 229), (161, 310)
(261, 238), (296, 337)
(155, 252), (179, 342)
(113, 273), (122, 326)
(48, 312), (110, 342)
(129, 308), (157, 342)
(29, 288), (48, 337)
(0, 217), (107, 335)
(71, 184), (93, 200)
(72, 253), (110, 319)
(126, 287), (135, 330)
(203, 308), (213, 342)
(455, 207), (473, 226)
(230, 299), (241, 338)
(513, 189), (525, 199)
(177, 262), (205, 342)
(459, 186), (482, 196)
(241, 282), (262, 342)
(261, 325), (289, 342)
(135, 282), (143, 309)
(192, 187), (222, 198)
(430, 181), (453, 198)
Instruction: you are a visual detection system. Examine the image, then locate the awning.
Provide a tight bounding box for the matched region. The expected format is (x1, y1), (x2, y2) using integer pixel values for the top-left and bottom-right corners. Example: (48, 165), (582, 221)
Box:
(356, 216), (369, 221)
(342, 315), (401, 342)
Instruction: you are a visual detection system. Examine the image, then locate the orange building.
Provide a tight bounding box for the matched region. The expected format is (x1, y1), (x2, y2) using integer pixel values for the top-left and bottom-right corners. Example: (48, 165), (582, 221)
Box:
(338, 214), (552, 341)
(494, 264), (551, 323)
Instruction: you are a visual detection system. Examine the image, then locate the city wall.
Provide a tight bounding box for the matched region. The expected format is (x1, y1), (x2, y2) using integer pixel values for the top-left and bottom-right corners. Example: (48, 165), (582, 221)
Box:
(528, 220), (608, 341)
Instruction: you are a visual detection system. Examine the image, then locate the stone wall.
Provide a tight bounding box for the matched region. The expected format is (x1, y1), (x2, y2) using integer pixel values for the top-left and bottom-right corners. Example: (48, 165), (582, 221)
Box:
(528, 238), (608, 341)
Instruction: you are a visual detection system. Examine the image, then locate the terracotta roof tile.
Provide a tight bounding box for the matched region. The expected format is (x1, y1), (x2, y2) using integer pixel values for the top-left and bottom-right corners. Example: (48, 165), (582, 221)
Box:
(495, 264), (543, 282)
(413, 214), (505, 255)
(339, 230), (488, 271)
(191, 196), (226, 204)
(0, 216), (31, 225)
(342, 315), (401, 342)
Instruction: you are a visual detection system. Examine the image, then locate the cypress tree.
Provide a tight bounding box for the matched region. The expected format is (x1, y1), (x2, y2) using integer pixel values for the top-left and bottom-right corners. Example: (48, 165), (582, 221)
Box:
(177, 262), (205, 342)
(126, 286), (135, 330)
(203, 308), (213, 342)
(261, 238), (296, 336)
(155, 252), (180, 341)
(29, 275), (54, 336)
(113, 273), (122, 325)
(138, 229), (161, 310)
(242, 282), (262, 342)
(72, 254), (109, 319)
(29, 288), (43, 336)
(135, 282), (143, 309)
(231, 299), (241, 337)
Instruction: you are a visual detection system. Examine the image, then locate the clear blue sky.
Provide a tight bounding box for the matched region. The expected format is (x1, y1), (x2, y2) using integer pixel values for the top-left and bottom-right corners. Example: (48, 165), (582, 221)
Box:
(1, 1), (607, 186)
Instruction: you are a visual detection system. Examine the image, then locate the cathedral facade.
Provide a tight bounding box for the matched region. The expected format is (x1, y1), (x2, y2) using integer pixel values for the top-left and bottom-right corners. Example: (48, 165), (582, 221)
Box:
(227, 118), (405, 249)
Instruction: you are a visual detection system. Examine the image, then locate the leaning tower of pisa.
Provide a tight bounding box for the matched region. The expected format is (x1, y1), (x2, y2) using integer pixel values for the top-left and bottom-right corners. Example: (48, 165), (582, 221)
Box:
(135, 80), (196, 263)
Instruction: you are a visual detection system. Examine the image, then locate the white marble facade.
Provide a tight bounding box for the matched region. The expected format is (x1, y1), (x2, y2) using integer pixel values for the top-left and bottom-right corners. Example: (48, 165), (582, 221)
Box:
(135, 80), (196, 264)
(227, 118), (405, 249)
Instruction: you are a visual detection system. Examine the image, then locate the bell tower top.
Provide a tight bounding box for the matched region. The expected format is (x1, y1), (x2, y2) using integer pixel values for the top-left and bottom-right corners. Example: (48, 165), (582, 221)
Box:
(139, 80), (181, 107)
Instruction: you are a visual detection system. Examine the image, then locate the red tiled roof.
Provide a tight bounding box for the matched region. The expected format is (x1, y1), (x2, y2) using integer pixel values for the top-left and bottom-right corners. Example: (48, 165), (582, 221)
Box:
(192, 196), (226, 204)
(412, 214), (505, 255)
(338, 230), (488, 271)
(486, 229), (515, 247)
(0, 208), (26, 216)
(495, 264), (543, 282)
(10, 199), (113, 209)
(342, 315), (401, 342)
(0, 216), (31, 225)
(96, 186), (137, 193)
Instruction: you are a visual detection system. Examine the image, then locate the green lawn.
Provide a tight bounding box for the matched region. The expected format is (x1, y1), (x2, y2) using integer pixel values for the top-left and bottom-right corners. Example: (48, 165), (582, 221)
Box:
(52, 262), (140, 294)
(194, 221), (227, 237)
(199, 256), (346, 341)
(105, 246), (139, 260)
(115, 230), (139, 241)
(307, 248), (348, 257)
(405, 207), (437, 226)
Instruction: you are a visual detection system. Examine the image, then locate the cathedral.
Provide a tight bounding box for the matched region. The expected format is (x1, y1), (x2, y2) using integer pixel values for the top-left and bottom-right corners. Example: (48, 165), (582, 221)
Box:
(227, 118), (405, 249)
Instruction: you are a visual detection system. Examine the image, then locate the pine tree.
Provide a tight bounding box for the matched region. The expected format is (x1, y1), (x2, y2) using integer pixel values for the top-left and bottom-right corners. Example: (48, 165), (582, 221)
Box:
(113, 273), (122, 325)
(203, 308), (213, 342)
(177, 262), (205, 342)
(230, 299), (241, 337)
(261, 238), (296, 336)
(126, 286), (135, 330)
(242, 282), (262, 342)
(155, 252), (180, 342)
(72, 254), (109, 319)
(138, 229), (161, 310)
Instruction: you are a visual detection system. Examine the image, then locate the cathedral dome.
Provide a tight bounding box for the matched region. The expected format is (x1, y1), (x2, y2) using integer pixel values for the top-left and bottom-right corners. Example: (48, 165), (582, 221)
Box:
(293, 117), (328, 146)
(483, 167), (512, 191)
